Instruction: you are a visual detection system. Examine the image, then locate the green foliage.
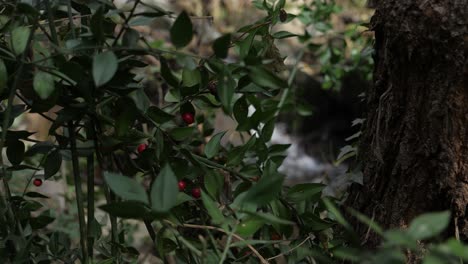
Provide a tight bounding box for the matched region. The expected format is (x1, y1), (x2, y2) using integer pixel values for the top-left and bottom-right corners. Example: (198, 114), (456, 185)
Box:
(0, 0), (463, 264)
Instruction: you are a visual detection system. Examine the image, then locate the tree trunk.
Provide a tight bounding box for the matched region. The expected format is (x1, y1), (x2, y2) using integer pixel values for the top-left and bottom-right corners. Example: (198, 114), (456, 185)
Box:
(347, 0), (468, 249)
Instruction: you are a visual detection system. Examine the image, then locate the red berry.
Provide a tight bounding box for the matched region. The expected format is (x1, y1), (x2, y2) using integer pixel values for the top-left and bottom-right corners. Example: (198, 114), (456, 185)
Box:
(33, 178), (43, 187)
(178, 180), (187, 191)
(182, 112), (195, 125)
(137, 144), (147, 153)
(191, 187), (201, 199)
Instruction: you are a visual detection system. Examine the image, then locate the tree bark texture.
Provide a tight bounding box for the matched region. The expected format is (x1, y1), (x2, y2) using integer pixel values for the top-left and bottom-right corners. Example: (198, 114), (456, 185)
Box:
(347, 0), (468, 248)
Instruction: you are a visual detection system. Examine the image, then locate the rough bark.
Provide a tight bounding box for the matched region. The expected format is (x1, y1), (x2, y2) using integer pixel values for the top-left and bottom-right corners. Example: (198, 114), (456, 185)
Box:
(347, 0), (468, 249)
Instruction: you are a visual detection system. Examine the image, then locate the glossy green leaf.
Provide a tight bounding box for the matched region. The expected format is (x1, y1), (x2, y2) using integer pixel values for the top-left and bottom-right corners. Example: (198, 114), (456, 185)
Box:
(10, 26), (30, 55)
(99, 201), (151, 219)
(182, 68), (200, 87)
(237, 216), (265, 237)
(213, 34), (231, 58)
(243, 210), (294, 225)
(147, 106), (174, 124)
(93, 51), (118, 87)
(204, 131), (226, 159)
(122, 28), (140, 47)
(248, 66), (287, 90)
(272, 31), (298, 39)
(33, 71), (55, 100)
(204, 170), (224, 198)
(170, 11), (193, 48)
(103, 171), (148, 204)
(176, 192), (194, 206)
(261, 118), (275, 141)
(233, 96), (249, 124)
(160, 57), (179, 87)
(243, 168), (283, 206)
(407, 211), (450, 240)
(302, 212), (334, 231)
(170, 127), (196, 141)
(201, 190), (224, 224)
(218, 73), (236, 114)
(239, 30), (257, 59)
(150, 164), (178, 213)
(44, 149), (62, 179)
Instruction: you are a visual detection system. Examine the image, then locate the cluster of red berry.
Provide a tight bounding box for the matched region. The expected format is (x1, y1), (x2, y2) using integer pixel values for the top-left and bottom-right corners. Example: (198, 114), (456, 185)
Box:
(178, 180), (201, 199)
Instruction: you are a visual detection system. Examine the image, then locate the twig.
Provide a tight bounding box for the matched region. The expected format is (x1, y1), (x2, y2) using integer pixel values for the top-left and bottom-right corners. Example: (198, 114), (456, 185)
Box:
(86, 152), (95, 261)
(112, 0), (141, 46)
(218, 224), (237, 264)
(68, 121), (89, 264)
(165, 221), (269, 264)
(266, 235), (312, 261)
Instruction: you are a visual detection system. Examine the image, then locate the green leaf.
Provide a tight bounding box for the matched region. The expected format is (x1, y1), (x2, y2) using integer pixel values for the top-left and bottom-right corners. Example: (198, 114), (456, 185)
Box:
(204, 131), (226, 159)
(44, 149), (62, 179)
(170, 127), (196, 141)
(150, 164), (178, 213)
(201, 190), (224, 224)
(218, 72), (236, 114)
(160, 57), (179, 87)
(99, 201), (152, 219)
(407, 211), (450, 240)
(0, 59), (7, 94)
(170, 11), (193, 48)
(248, 66), (287, 90)
(243, 210), (294, 225)
(103, 171), (148, 204)
(147, 106), (174, 124)
(93, 51), (118, 87)
(233, 96), (249, 124)
(286, 183), (325, 203)
(182, 68), (201, 87)
(10, 26), (30, 55)
(261, 118), (275, 141)
(237, 216), (265, 237)
(213, 34), (231, 58)
(323, 198), (354, 232)
(272, 31), (298, 39)
(301, 212), (334, 232)
(7, 140), (25, 165)
(238, 30), (258, 59)
(30, 212), (55, 229)
(204, 170), (224, 198)
(383, 230), (417, 249)
(33, 71), (55, 100)
(243, 167), (284, 206)
(122, 28), (140, 47)
(90, 7), (105, 43)
(176, 192), (194, 206)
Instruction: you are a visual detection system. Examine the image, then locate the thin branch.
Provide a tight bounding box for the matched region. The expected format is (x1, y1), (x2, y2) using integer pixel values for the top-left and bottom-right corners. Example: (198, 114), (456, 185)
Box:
(112, 0), (141, 46)
(68, 121), (89, 264)
(266, 235), (312, 261)
(164, 221), (269, 264)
